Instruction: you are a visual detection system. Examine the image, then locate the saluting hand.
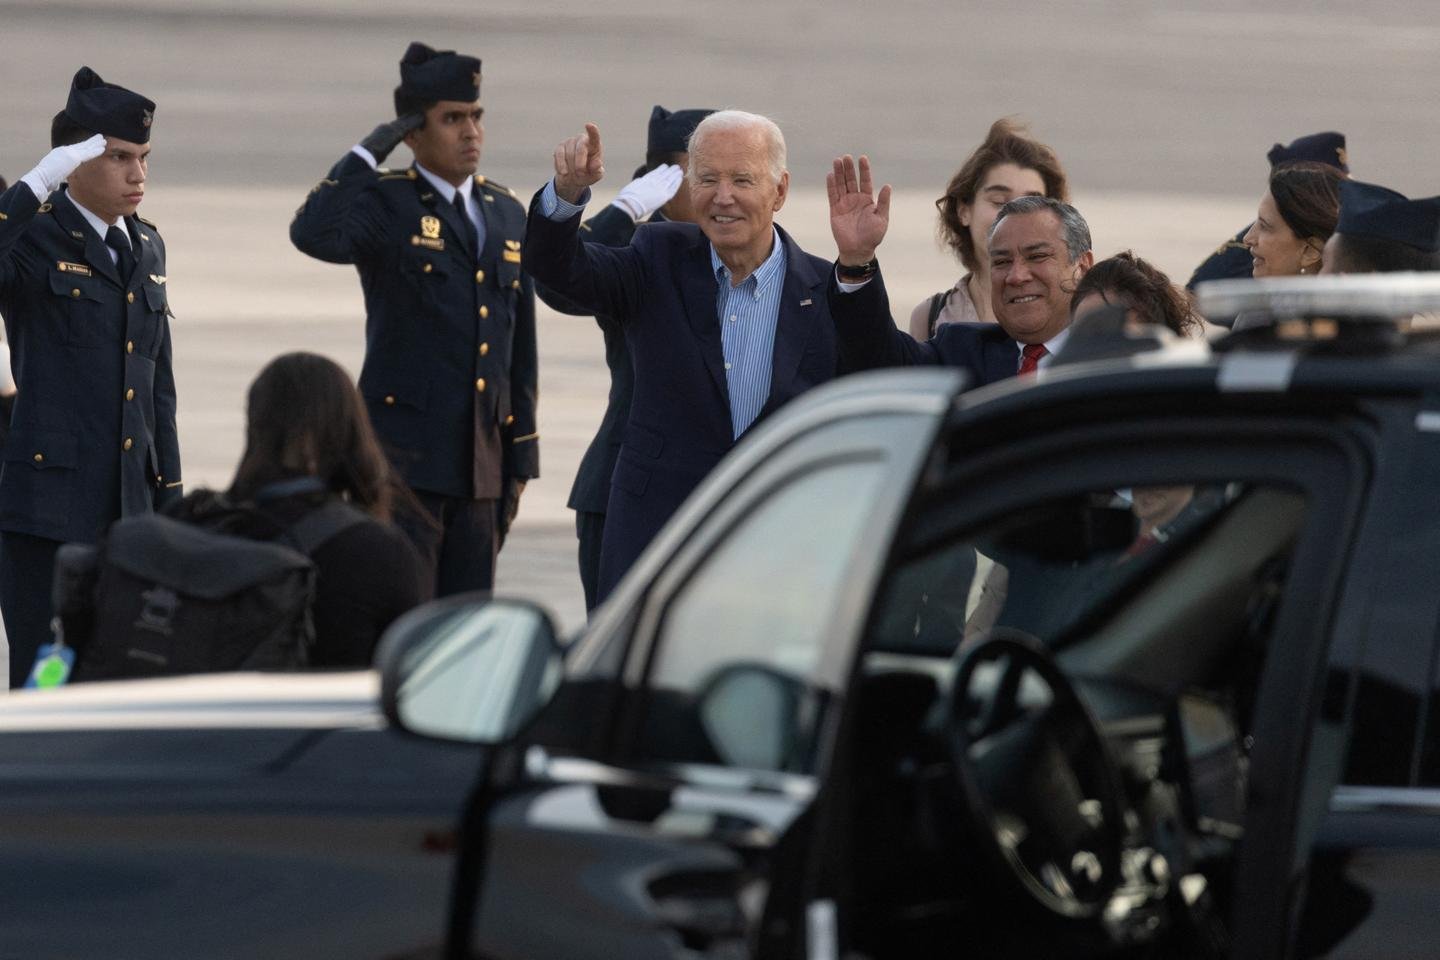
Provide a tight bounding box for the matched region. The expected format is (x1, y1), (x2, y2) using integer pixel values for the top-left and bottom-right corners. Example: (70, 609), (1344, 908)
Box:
(828, 154), (891, 266)
(20, 134), (107, 201)
(359, 113), (424, 165)
(553, 123), (605, 204)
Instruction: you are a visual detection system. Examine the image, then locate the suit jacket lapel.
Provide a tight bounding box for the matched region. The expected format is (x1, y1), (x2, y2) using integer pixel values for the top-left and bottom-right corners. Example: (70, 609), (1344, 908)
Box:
(765, 226), (824, 409)
(130, 215), (162, 286)
(54, 191), (121, 288)
(983, 334), (1020, 384)
(681, 234), (729, 407)
(414, 168), (474, 259)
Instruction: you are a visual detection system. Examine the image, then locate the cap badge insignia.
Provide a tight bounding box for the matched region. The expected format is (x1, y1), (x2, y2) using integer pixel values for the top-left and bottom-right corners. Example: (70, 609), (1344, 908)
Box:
(141, 109), (153, 128)
(1336, 146), (1349, 168)
(421, 216), (442, 240)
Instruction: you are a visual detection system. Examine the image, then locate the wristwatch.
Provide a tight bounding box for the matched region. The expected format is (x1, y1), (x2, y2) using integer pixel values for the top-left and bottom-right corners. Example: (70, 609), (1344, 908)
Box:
(836, 258), (879, 283)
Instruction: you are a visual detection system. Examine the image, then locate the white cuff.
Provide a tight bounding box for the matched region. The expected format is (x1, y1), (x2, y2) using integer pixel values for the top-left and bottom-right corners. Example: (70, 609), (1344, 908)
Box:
(350, 145), (379, 169)
(835, 270), (873, 293)
(540, 179), (589, 220)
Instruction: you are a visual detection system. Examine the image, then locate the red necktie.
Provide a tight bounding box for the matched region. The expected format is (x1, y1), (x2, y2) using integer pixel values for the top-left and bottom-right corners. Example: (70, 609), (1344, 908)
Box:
(1018, 342), (1048, 375)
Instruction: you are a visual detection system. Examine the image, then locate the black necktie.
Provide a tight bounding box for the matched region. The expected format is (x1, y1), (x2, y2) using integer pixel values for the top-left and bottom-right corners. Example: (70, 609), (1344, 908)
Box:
(106, 225), (135, 282)
(452, 192), (479, 258)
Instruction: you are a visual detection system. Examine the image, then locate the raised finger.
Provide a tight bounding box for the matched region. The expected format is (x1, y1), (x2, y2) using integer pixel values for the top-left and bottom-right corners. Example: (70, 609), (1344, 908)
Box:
(826, 170), (839, 206)
(841, 155), (858, 195)
(876, 183), (893, 220)
(554, 140), (570, 177)
(858, 155), (874, 197)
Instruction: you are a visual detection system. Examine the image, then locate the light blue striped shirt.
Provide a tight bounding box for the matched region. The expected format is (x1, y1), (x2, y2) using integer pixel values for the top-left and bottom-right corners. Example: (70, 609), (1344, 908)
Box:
(714, 230), (786, 439)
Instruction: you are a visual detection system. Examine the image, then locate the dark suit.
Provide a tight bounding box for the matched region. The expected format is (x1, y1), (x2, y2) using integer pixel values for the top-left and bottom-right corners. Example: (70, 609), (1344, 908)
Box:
(0, 181), (180, 681)
(290, 153), (538, 594)
(525, 196), (837, 603)
(534, 203), (640, 611)
(830, 269), (1019, 387)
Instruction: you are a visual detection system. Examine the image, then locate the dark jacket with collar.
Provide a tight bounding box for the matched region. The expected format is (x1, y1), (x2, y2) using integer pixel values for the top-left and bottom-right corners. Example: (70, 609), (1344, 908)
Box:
(0, 182), (180, 544)
(829, 268), (1019, 387)
(524, 194), (837, 599)
(289, 152), (538, 500)
(533, 202), (642, 516)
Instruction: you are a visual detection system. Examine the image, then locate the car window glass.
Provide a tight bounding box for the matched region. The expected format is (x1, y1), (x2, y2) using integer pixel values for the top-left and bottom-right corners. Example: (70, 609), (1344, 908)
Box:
(636, 459), (886, 773)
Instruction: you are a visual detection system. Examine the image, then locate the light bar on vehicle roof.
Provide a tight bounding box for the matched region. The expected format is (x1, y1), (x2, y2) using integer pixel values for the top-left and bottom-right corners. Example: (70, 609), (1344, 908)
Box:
(1197, 273), (1440, 321)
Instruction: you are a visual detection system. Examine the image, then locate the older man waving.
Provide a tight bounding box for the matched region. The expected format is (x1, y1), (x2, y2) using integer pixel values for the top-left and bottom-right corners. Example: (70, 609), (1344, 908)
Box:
(525, 113), (838, 604)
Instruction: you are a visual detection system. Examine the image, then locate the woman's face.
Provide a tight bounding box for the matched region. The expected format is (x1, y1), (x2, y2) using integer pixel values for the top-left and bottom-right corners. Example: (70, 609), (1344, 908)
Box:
(961, 163), (1047, 271)
(1242, 191), (1319, 277)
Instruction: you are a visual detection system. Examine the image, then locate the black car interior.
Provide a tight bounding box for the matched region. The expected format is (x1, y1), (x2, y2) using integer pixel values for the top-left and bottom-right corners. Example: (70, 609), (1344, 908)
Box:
(845, 482), (1308, 958)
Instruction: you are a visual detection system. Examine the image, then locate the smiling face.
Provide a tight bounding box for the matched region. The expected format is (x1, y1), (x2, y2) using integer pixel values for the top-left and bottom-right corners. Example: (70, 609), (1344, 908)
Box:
(961, 163), (1047, 274)
(1242, 191), (1320, 277)
(988, 210), (1092, 344)
(688, 127), (788, 272)
(405, 99), (484, 186)
(66, 136), (149, 222)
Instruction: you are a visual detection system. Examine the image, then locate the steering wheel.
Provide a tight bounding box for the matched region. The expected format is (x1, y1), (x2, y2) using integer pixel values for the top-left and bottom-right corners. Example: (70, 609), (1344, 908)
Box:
(947, 629), (1128, 920)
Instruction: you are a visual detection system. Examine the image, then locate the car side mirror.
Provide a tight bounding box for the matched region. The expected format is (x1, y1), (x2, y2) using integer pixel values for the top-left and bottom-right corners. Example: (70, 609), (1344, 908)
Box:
(376, 595), (563, 745)
(697, 662), (810, 771)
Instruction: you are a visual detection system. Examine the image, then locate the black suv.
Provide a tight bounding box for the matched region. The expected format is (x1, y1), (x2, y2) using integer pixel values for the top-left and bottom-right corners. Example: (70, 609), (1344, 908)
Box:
(384, 274), (1440, 960)
(7, 275), (1440, 959)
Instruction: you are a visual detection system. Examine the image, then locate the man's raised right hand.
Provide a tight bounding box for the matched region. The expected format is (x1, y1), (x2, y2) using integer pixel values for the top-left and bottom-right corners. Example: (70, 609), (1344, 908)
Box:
(553, 123), (605, 203)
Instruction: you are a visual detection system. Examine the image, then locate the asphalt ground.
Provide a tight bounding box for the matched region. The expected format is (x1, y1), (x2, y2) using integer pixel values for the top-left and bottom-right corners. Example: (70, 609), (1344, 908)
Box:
(2, 0), (1439, 632)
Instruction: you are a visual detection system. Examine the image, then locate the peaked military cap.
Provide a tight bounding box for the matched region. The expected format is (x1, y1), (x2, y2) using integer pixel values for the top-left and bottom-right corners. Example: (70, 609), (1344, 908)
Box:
(1336, 179), (1440, 252)
(397, 42), (481, 106)
(647, 106), (716, 155)
(64, 67), (156, 144)
(1268, 131), (1348, 173)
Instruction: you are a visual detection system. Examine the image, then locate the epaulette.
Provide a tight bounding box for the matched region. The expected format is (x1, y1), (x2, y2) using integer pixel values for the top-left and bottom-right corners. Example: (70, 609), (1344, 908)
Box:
(475, 174), (520, 202)
(379, 168), (418, 182)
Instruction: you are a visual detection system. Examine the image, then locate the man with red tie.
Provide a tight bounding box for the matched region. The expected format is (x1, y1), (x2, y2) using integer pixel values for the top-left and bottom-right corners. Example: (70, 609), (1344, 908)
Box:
(826, 154), (1093, 385)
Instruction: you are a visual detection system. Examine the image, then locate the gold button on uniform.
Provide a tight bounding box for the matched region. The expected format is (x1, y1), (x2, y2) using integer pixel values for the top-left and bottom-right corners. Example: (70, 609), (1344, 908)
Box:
(475, 378), (487, 393)
(479, 305), (489, 319)
(127, 292), (135, 304)
(479, 342), (489, 356)
(475, 269), (485, 283)
(32, 453), (43, 464)
(511, 279), (521, 290)
(123, 438), (133, 451)
(384, 395), (396, 405)
(125, 388), (135, 401)
(70, 288), (80, 298)
(505, 415), (515, 426)
(422, 263), (433, 274)
(126, 341), (134, 354)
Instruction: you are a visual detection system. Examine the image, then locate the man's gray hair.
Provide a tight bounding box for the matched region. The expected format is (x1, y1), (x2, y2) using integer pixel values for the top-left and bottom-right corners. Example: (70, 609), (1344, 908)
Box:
(988, 195), (1092, 261)
(687, 110), (787, 185)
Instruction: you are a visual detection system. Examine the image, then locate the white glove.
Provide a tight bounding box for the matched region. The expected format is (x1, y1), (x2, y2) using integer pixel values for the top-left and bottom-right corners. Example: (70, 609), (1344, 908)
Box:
(612, 163), (684, 223)
(19, 134), (107, 200)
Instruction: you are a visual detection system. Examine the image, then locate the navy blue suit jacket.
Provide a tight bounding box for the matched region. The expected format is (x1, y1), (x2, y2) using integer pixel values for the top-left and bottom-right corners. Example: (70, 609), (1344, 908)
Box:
(525, 193), (837, 600)
(830, 269), (1019, 387)
(0, 183), (180, 544)
(533, 203), (640, 516)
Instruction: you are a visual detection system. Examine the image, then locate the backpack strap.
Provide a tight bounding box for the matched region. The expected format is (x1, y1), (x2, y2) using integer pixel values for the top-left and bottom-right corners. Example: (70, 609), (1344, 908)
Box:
(283, 500), (369, 556)
(926, 290), (948, 337)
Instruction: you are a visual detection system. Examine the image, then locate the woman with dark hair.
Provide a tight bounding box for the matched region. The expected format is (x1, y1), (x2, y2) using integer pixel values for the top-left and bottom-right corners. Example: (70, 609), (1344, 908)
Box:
(1071, 251), (1202, 337)
(172, 352), (425, 667)
(911, 118), (1069, 339)
(1242, 161), (1343, 277)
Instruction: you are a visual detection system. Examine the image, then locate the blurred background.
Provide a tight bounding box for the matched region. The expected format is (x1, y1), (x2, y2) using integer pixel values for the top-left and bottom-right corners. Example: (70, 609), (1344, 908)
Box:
(2, 0), (1438, 629)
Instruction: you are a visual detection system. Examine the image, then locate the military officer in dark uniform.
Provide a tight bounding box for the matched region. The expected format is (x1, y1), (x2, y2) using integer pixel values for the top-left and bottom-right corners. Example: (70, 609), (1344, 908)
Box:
(536, 105), (713, 612)
(0, 68), (181, 684)
(290, 42), (537, 596)
(1187, 131), (1349, 293)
